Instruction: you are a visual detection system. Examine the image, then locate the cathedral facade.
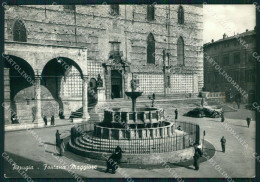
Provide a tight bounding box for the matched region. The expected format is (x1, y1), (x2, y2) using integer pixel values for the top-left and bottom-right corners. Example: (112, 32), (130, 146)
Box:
(4, 5), (203, 127)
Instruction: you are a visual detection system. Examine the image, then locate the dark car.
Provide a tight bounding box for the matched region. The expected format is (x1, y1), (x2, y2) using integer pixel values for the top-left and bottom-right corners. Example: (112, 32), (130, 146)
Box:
(184, 107), (221, 118)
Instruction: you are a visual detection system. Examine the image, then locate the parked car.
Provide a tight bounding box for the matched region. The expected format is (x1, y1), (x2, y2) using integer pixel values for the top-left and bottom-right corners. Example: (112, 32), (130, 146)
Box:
(184, 106), (221, 118)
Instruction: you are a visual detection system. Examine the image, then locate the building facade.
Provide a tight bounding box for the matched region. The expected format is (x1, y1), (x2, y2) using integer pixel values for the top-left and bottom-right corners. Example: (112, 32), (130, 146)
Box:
(203, 29), (257, 104)
(4, 5), (203, 126)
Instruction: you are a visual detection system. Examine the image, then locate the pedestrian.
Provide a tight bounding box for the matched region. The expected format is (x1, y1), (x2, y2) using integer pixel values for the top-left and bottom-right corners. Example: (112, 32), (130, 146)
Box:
(221, 112), (225, 122)
(152, 93), (155, 107)
(51, 115), (55, 126)
(56, 130), (61, 147)
(43, 116), (47, 126)
(193, 143), (203, 170)
(220, 136), (226, 153)
(175, 109), (178, 121)
(115, 146), (123, 163)
(71, 126), (76, 145)
(246, 117), (251, 128)
(106, 152), (119, 174)
(201, 97), (205, 107)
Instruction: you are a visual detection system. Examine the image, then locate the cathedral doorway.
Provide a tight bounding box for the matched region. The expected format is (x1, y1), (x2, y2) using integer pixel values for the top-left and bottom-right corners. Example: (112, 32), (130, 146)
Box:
(111, 70), (123, 98)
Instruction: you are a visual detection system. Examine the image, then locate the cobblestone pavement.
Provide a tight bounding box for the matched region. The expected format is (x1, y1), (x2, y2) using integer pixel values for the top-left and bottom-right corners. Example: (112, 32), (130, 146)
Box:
(4, 103), (255, 178)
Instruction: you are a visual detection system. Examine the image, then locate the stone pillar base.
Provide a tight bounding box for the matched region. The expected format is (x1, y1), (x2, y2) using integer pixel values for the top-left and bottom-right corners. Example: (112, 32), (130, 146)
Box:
(97, 87), (106, 102)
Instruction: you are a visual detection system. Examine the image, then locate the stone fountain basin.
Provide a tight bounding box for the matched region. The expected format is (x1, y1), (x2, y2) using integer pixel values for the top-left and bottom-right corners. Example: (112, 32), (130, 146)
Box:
(125, 91), (143, 99)
(103, 107), (165, 124)
(94, 121), (176, 140)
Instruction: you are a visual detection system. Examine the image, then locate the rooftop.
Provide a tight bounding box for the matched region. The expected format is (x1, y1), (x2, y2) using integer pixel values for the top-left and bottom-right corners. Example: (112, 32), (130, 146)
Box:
(204, 29), (256, 48)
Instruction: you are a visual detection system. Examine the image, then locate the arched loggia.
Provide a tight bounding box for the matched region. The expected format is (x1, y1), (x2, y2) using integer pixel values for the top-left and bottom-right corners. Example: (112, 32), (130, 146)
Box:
(3, 54), (35, 124)
(41, 57), (91, 120)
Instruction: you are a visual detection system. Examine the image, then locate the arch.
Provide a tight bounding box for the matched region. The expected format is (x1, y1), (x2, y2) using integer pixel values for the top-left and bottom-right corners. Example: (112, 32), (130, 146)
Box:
(41, 57), (84, 98)
(147, 5), (155, 21)
(41, 57), (85, 119)
(147, 33), (155, 64)
(3, 54), (35, 101)
(178, 5), (184, 24)
(13, 19), (27, 42)
(177, 36), (184, 65)
(42, 57), (84, 79)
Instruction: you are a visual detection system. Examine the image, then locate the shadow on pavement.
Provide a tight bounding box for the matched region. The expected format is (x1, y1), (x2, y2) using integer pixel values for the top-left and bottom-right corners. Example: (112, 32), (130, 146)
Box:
(44, 142), (56, 146)
(45, 150), (60, 156)
(203, 147), (222, 152)
(232, 124), (248, 128)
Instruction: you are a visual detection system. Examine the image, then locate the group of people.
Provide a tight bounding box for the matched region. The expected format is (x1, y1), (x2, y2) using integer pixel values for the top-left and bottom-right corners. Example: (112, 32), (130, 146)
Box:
(43, 115), (55, 126)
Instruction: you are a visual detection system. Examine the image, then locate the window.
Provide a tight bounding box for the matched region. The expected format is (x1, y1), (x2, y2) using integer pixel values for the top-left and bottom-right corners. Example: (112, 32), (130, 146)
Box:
(63, 5), (75, 11)
(233, 53), (240, 64)
(13, 20), (27, 42)
(233, 71), (239, 82)
(110, 5), (119, 16)
(177, 37), (184, 65)
(223, 55), (229, 65)
(147, 33), (155, 64)
(245, 70), (256, 82)
(178, 5), (184, 24)
(147, 5), (155, 21)
(60, 66), (82, 97)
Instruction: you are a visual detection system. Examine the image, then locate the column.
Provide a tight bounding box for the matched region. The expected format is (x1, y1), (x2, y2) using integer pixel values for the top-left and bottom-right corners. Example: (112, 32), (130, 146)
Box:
(34, 75), (44, 127)
(82, 75), (90, 121)
(108, 128), (112, 139)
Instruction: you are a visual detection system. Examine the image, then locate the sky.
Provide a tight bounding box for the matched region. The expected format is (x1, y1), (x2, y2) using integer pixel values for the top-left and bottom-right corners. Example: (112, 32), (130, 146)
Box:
(203, 5), (256, 43)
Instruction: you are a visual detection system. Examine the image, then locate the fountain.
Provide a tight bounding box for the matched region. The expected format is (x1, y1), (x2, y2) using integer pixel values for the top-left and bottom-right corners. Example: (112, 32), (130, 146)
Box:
(68, 76), (201, 165)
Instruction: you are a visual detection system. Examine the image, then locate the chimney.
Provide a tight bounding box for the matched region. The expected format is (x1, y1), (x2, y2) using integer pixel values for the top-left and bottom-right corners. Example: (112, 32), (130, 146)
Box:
(211, 39), (214, 43)
(223, 33), (227, 39)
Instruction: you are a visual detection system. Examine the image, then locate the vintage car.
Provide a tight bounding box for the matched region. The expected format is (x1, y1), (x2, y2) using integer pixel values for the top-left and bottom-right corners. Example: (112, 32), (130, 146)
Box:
(184, 106), (222, 118)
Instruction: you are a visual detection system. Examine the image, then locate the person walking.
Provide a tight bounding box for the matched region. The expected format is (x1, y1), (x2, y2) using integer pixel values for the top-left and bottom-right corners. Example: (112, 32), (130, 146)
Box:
(56, 130), (61, 147)
(201, 97), (205, 107)
(51, 115), (55, 126)
(221, 112), (225, 122)
(193, 143), (203, 170)
(246, 117), (251, 128)
(220, 136), (226, 153)
(43, 116), (47, 126)
(71, 126), (76, 145)
(175, 109), (178, 121)
(152, 93), (155, 107)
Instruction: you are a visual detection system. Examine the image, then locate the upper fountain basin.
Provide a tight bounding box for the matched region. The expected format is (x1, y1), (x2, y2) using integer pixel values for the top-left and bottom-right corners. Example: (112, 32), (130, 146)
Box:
(125, 91), (143, 99)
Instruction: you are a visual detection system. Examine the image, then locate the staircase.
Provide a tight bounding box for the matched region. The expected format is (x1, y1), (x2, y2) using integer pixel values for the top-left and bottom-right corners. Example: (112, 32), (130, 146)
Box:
(69, 102), (101, 122)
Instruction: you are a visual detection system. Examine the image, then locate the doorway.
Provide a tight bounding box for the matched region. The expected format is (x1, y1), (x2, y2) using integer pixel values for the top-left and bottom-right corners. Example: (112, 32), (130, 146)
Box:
(111, 70), (122, 98)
